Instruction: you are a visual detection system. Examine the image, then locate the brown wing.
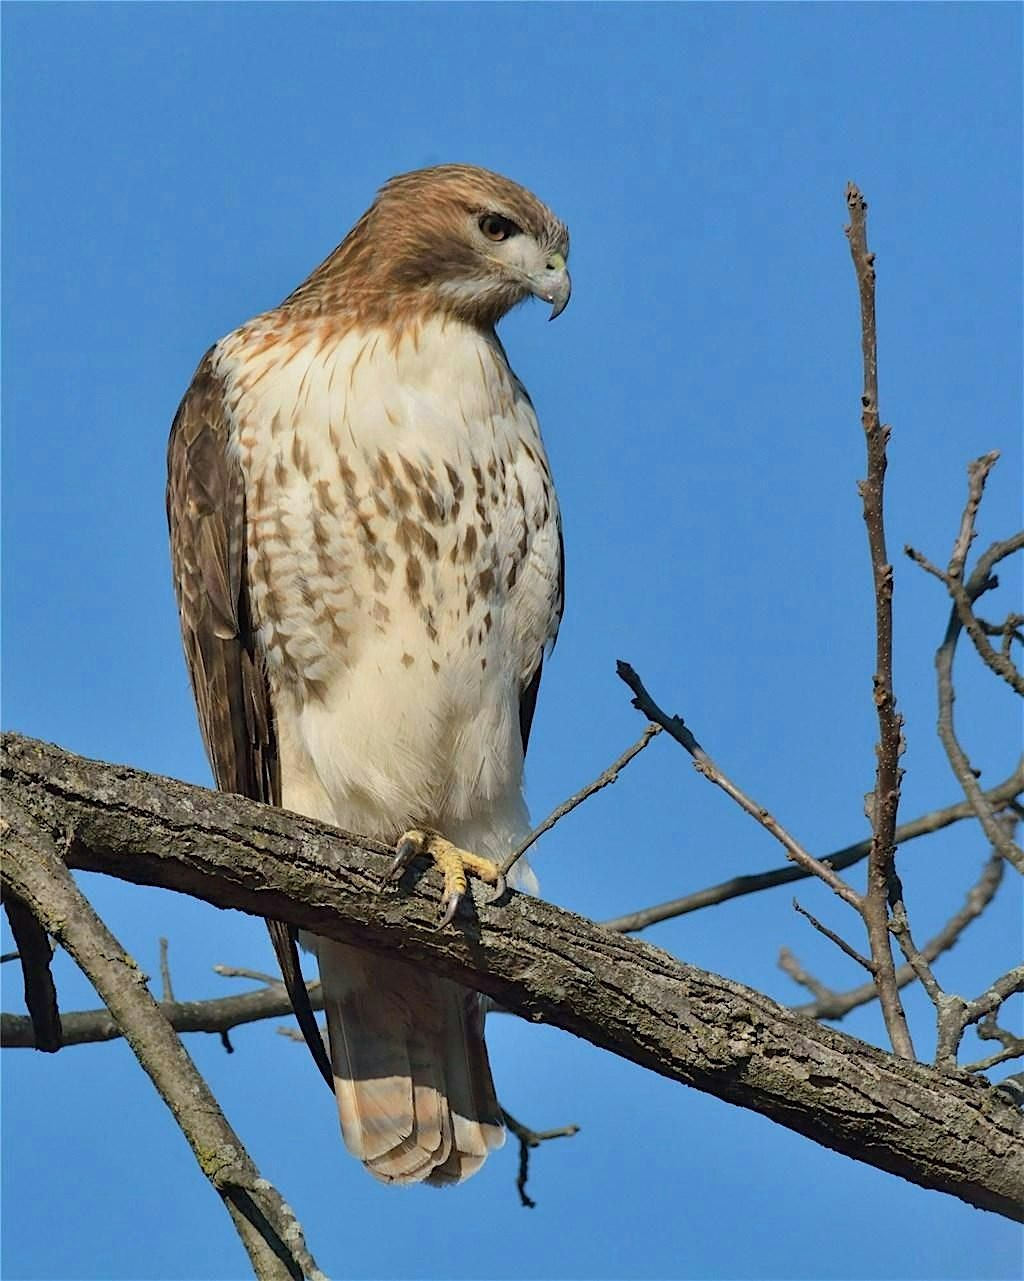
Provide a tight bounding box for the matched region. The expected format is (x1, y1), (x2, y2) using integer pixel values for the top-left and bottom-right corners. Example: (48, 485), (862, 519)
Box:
(167, 350), (333, 1090)
(519, 524), (565, 754)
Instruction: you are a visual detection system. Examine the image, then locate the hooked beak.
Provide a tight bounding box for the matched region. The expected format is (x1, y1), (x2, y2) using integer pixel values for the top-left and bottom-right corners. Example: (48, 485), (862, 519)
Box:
(529, 251), (571, 320)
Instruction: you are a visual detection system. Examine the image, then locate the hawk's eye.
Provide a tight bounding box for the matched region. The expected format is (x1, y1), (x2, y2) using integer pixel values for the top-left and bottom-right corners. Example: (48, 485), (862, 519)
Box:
(479, 213), (519, 242)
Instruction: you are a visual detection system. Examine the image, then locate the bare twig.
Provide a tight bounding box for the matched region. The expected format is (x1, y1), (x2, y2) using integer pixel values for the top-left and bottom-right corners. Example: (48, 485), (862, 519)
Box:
(159, 937), (175, 1004)
(924, 965), (1024, 1074)
(790, 853), (1004, 1025)
(778, 948), (836, 1006)
(215, 965), (288, 987)
(948, 453), (999, 576)
(501, 1108), (580, 1209)
(907, 453), (1024, 697)
(965, 1018), (1024, 1073)
(792, 900), (875, 972)
(977, 1016), (1024, 1053)
(962, 1044), (1024, 1074)
(615, 662), (862, 909)
(1, 796), (325, 1281)
(845, 182), (913, 1061)
(908, 505), (1024, 875)
(889, 903), (948, 1018)
(1, 951), (21, 963)
(3, 983), (318, 1049)
(601, 769), (1022, 933)
(963, 966), (1024, 1027)
(499, 723), (661, 879)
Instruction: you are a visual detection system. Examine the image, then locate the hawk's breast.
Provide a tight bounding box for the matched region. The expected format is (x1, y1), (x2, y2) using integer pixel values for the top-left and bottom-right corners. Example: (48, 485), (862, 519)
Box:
(215, 314), (562, 836)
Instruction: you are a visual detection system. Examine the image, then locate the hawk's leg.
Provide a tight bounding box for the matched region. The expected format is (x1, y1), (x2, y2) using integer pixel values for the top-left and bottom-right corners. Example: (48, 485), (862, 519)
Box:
(388, 828), (507, 928)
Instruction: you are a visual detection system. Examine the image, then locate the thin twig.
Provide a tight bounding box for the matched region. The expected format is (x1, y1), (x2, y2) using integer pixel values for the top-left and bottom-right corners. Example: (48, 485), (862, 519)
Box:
(601, 769), (1021, 933)
(790, 853), (1004, 1025)
(965, 1017), (1024, 1074)
(1, 951), (21, 963)
(963, 965), (1024, 1027)
(978, 1015), (1024, 1053)
(910, 497), (1024, 874)
(846, 181), (913, 1061)
(792, 900), (875, 972)
(951, 584), (1024, 697)
(778, 949), (836, 1005)
(159, 937), (175, 1004)
(500, 724), (661, 878)
(616, 660), (862, 909)
(500, 1108), (580, 1209)
(214, 965), (288, 987)
(889, 903), (947, 1015)
(908, 452), (1024, 697)
(962, 1044), (1024, 1074)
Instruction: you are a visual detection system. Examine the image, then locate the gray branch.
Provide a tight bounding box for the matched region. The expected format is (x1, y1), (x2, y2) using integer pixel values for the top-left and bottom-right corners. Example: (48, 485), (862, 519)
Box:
(2, 732), (1023, 1223)
(1, 786), (325, 1281)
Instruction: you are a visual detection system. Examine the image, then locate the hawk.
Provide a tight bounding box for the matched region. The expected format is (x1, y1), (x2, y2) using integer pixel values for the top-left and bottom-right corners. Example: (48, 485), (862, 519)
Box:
(167, 165), (569, 1186)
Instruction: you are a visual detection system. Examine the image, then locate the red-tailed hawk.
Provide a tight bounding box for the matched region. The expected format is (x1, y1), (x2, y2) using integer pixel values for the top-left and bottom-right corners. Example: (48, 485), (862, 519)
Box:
(167, 165), (569, 1185)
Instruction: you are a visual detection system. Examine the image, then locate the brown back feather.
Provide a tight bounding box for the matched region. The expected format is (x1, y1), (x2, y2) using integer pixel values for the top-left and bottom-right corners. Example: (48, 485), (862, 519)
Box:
(167, 352), (333, 1090)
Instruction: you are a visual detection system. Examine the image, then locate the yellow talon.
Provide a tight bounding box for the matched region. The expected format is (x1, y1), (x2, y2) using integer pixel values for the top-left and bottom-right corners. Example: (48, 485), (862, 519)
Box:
(388, 828), (506, 927)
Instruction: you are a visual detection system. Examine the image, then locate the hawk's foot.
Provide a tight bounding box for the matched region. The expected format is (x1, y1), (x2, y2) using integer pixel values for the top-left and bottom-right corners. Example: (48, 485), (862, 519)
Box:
(389, 828), (506, 928)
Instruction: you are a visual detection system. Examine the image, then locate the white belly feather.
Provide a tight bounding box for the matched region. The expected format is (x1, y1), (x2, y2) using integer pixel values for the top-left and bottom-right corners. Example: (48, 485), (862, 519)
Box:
(215, 315), (560, 881)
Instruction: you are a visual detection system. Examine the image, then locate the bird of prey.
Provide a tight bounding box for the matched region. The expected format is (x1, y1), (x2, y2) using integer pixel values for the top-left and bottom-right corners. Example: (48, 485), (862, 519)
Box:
(167, 164), (568, 1186)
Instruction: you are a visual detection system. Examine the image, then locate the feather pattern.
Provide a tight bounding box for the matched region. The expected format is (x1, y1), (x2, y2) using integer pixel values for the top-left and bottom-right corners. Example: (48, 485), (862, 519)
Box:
(167, 164), (568, 1185)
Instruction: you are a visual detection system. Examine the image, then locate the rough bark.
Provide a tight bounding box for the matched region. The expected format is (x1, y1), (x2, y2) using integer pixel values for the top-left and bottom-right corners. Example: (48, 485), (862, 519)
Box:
(3, 732), (1022, 1222)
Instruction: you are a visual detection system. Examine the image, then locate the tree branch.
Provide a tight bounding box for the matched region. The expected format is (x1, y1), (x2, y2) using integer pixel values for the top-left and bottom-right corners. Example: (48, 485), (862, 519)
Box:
(500, 723), (661, 878)
(615, 662), (862, 908)
(600, 768), (1022, 933)
(0, 787), (325, 1281)
(500, 1109), (580, 1209)
(788, 852), (1004, 1026)
(2, 732), (1022, 1222)
(2, 890), (61, 1051)
(845, 182), (912, 1060)
(907, 501), (1024, 875)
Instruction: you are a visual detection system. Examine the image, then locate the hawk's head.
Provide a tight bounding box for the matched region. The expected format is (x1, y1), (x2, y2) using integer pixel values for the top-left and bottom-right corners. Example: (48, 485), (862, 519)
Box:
(292, 165), (570, 330)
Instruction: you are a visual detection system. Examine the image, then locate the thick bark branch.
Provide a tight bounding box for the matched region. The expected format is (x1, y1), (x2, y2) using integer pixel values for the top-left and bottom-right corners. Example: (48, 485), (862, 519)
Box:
(2, 732), (1022, 1222)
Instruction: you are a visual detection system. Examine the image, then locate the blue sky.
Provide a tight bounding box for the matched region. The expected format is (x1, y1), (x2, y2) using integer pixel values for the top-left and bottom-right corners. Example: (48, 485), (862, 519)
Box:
(3, 3), (1021, 1279)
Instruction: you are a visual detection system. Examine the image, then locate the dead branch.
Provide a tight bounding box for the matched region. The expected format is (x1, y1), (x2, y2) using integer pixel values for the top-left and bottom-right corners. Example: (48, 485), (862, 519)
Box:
(845, 182), (912, 1060)
(907, 478), (1024, 875)
(2, 891), (61, 1051)
(788, 852), (1004, 1025)
(501, 1108), (580, 1209)
(159, 936), (175, 1003)
(6, 777), (1018, 1052)
(2, 979), (314, 1048)
(615, 662), (862, 908)
(500, 723), (661, 878)
(600, 767), (1021, 933)
(966, 1017), (1024, 1073)
(2, 732), (1022, 1222)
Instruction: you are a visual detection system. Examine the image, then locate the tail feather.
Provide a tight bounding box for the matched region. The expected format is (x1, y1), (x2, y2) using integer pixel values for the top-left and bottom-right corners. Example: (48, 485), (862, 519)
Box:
(318, 938), (503, 1186)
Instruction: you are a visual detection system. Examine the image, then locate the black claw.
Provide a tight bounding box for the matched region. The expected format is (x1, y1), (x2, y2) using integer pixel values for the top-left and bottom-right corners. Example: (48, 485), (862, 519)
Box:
(435, 892), (462, 930)
(387, 837), (420, 884)
(489, 872), (507, 903)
